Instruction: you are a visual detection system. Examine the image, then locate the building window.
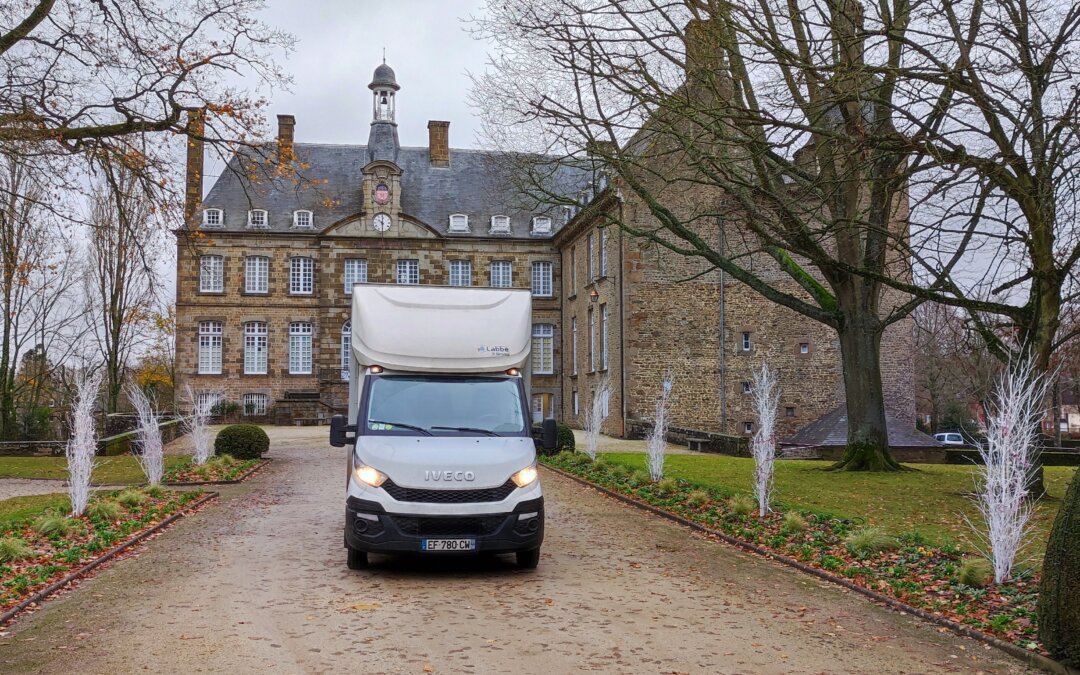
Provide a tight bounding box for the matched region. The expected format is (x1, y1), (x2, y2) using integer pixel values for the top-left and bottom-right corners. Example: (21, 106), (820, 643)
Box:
(247, 209), (268, 229)
(532, 323), (554, 375)
(596, 387), (610, 417)
(289, 257), (314, 295)
(396, 259), (419, 284)
(243, 393), (268, 416)
(531, 393), (553, 423)
(741, 331), (752, 352)
(586, 233), (594, 281)
(243, 322), (268, 375)
(197, 321), (222, 374)
(489, 260), (512, 288)
(288, 322), (313, 374)
(570, 316), (578, 375)
(600, 304), (608, 370)
(245, 256), (269, 294)
(341, 321), (351, 379)
(742, 381), (751, 394)
(199, 255), (223, 293)
(799, 342), (810, 354)
(572, 390), (579, 416)
(293, 210), (313, 229)
(599, 228), (608, 277)
(531, 216), (552, 234)
(344, 259), (368, 293)
(570, 246), (577, 292)
(196, 391), (219, 411)
(531, 261), (553, 297)
(449, 260), (472, 287)
(448, 214), (470, 232)
(588, 307), (595, 372)
(490, 215), (510, 234)
(202, 209), (223, 228)
(786, 406), (796, 418)
(744, 421), (754, 434)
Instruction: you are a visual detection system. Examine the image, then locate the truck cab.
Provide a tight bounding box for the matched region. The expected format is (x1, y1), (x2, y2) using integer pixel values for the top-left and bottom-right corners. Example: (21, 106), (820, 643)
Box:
(331, 285), (552, 570)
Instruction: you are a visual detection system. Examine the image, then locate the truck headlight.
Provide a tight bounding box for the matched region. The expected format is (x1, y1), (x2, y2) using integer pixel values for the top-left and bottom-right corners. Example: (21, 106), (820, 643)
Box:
(353, 461), (388, 488)
(511, 464), (538, 488)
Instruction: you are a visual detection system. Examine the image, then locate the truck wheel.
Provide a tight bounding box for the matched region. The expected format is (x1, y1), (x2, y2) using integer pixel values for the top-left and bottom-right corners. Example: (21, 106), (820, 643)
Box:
(347, 548), (368, 570)
(515, 548), (540, 569)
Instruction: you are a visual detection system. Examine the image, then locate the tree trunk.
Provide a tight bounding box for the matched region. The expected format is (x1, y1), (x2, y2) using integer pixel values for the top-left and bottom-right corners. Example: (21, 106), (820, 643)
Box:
(828, 317), (905, 471)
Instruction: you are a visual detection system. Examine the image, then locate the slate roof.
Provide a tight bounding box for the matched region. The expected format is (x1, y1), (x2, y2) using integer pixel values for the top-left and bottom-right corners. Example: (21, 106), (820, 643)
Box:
(782, 406), (942, 448)
(201, 143), (588, 239)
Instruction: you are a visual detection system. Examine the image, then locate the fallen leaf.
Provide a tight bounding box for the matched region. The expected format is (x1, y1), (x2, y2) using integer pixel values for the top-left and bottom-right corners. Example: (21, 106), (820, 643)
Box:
(346, 603), (382, 611)
(423, 665), (434, 673)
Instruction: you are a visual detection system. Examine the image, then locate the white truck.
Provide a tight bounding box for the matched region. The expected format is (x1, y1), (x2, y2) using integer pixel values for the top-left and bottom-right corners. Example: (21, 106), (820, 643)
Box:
(330, 284), (556, 570)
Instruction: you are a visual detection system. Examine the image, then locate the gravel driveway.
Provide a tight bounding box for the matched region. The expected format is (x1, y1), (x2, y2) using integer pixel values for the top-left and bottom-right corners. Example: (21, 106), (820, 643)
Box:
(0, 427), (1030, 674)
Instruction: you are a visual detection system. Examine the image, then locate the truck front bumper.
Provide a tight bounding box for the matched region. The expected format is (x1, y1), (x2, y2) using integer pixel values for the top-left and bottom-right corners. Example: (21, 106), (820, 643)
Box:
(345, 496), (544, 554)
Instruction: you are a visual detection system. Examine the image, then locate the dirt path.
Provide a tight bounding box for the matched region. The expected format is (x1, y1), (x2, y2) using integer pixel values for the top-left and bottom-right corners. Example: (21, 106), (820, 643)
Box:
(0, 427), (1030, 674)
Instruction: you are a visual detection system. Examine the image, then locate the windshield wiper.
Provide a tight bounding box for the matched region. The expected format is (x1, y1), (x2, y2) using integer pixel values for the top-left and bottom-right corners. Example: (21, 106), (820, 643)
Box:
(430, 426), (499, 437)
(367, 419), (432, 436)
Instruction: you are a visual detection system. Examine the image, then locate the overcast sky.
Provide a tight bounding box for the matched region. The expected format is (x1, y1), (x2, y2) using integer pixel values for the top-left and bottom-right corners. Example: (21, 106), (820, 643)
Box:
(254, 0), (490, 150)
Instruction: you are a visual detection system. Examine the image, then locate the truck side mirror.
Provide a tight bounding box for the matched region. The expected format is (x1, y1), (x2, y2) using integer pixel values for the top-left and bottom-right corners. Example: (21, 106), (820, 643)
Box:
(542, 418), (558, 451)
(330, 415), (356, 448)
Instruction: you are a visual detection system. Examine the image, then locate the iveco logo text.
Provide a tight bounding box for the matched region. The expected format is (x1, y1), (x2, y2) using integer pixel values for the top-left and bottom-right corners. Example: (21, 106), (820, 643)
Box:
(424, 470), (475, 481)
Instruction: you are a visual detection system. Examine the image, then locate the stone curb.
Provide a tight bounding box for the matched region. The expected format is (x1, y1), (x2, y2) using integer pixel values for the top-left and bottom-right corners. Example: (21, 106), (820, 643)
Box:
(542, 463), (1077, 675)
(165, 458), (271, 486)
(0, 492), (220, 627)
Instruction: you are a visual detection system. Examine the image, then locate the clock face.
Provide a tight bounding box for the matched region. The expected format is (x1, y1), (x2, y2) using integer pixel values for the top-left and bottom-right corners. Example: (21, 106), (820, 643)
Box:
(372, 213), (392, 232)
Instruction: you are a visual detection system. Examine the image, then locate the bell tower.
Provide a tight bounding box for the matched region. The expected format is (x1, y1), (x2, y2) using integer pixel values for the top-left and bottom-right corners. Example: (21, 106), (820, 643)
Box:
(367, 60), (400, 164)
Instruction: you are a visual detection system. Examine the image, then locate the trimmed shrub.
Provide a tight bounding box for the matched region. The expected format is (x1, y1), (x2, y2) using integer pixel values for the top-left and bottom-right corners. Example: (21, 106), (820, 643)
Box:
(0, 537), (34, 562)
(1040, 471), (1080, 666)
(956, 557), (992, 588)
(214, 424), (270, 460)
(556, 423), (575, 453)
(85, 500), (122, 521)
(844, 527), (899, 557)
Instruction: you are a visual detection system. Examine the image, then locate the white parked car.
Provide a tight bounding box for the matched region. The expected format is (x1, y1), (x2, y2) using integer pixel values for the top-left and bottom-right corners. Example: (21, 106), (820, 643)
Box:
(934, 432), (966, 446)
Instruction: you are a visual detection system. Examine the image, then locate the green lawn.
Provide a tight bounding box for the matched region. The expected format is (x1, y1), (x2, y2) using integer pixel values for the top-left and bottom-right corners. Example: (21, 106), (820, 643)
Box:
(0, 456), (190, 484)
(601, 453), (1076, 563)
(0, 493), (71, 528)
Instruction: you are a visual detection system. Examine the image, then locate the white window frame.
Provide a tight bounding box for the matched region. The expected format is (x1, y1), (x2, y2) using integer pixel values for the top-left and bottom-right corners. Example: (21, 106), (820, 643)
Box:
(489, 215), (510, 234)
(531, 261), (553, 297)
(572, 390), (579, 416)
(599, 228), (608, 277)
(742, 331), (752, 352)
(202, 208), (223, 228)
(448, 260), (472, 287)
(570, 246), (577, 292)
(244, 256), (269, 294)
(800, 342), (810, 354)
(243, 393), (268, 416)
(588, 308), (596, 372)
(396, 259), (419, 284)
(586, 233), (594, 281)
(289, 257), (314, 295)
(570, 316), (578, 375)
(532, 323), (554, 375)
(288, 322), (313, 374)
(197, 321), (222, 374)
(199, 255), (223, 293)
(744, 421), (754, 434)
(247, 209), (268, 229)
(448, 214), (470, 232)
(489, 260), (512, 288)
(341, 320), (351, 379)
(742, 381), (752, 394)
(293, 210), (313, 229)
(344, 258), (368, 294)
(600, 303), (608, 370)
(531, 216), (552, 234)
(243, 322), (268, 375)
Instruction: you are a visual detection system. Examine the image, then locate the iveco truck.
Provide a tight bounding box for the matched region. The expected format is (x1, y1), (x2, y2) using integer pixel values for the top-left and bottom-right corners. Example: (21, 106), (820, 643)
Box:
(330, 284), (555, 570)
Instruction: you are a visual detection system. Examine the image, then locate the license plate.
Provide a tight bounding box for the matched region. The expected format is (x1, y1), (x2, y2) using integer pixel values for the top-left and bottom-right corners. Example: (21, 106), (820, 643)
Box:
(422, 538), (476, 552)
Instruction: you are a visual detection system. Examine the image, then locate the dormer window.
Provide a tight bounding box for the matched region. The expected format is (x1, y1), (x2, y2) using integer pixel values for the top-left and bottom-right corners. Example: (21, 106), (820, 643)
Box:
(448, 214), (470, 232)
(293, 210), (313, 229)
(531, 216), (552, 235)
(248, 209), (268, 229)
(202, 208), (223, 228)
(490, 215), (510, 234)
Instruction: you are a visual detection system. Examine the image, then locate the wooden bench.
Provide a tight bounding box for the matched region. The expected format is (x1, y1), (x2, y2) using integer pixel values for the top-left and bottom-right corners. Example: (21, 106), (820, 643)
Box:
(686, 437), (711, 452)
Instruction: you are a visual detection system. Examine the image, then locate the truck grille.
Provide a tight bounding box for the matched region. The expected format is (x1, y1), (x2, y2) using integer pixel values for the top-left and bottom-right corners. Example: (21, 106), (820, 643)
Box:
(390, 515), (507, 537)
(381, 479), (517, 504)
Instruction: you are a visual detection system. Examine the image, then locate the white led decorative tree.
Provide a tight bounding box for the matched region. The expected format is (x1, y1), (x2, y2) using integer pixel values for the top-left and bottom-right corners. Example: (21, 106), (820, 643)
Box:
(582, 373), (612, 461)
(67, 370), (103, 516)
(646, 373), (674, 481)
(128, 384), (164, 485)
(751, 363), (780, 518)
(184, 385), (221, 465)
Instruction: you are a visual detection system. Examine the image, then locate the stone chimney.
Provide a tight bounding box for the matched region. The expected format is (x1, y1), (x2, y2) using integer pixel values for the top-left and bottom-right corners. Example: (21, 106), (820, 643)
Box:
(682, 19), (731, 97)
(427, 120), (450, 167)
(276, 114), (296, 164)
(183, 107), (206, 225)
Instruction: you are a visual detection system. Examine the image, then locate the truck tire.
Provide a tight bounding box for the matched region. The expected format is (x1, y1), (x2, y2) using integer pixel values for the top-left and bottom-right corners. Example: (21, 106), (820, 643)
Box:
(347, 548), (368, 570)
(515, 548), (540, 569)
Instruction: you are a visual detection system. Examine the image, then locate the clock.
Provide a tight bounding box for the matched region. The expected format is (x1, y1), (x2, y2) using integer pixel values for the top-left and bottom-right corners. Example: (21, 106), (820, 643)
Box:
(372, 213), (392, 232)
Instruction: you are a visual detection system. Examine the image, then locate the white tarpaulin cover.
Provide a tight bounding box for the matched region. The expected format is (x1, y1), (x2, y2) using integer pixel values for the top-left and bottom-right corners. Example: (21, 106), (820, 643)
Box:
(351, 285), (532, 373)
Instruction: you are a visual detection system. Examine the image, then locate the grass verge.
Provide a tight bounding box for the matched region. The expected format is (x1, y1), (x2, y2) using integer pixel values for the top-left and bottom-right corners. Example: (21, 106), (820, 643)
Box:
(0, 456), (190, 484)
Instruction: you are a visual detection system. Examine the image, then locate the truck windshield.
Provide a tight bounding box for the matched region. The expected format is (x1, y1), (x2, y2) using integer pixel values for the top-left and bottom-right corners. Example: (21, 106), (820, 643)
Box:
(364, 375), (528, 437)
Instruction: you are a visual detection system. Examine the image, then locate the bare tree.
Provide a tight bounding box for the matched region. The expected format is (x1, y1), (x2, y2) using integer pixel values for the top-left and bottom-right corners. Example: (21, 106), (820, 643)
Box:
(472, 0), (1080, 471)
